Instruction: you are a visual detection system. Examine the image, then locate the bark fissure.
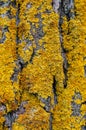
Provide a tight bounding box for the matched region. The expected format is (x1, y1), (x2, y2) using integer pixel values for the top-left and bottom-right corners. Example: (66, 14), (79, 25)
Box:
(39, 96), (51, 112)
(56, 0), (75, 88)
(11, 2), (28, 82)
(52, 76), (58, 104)
(29, 13), (44, 63)
(11, 57), (28, 81)
(59, 1), (68, 88)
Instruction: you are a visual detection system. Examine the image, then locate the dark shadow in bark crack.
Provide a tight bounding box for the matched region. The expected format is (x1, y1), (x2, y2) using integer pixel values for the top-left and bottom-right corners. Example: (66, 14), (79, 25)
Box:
(53, 0), (75, 88)
(52, 76), (58, 104)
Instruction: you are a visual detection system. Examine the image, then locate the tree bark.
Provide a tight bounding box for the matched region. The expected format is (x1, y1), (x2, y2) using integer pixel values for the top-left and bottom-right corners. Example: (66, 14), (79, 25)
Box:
(0, 0), (86, 130)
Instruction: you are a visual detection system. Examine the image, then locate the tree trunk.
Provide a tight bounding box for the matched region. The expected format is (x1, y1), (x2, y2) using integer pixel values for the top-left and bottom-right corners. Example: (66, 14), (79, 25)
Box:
(0, 0), (86, 130)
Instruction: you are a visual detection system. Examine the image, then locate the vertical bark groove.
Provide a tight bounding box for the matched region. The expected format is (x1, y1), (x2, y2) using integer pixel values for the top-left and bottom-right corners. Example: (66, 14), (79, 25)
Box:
(52, 76), (58, 104)
(58, 0), (75, 88)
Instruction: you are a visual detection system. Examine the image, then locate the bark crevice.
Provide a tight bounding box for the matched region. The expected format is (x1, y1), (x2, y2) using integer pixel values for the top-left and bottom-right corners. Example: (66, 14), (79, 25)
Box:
(52, 76), (58, 104)
(52, 0), (75, 88)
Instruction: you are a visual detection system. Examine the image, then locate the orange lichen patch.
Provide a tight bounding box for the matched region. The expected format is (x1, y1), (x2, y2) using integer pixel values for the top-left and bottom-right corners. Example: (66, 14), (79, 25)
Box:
(18, 42), (33, 62)
(0, 7), (9, 14)
(81, 104), (86, 113)
(0, 116), (5, 124)
(17, 0), (63, 102)
(12, 123), (25, 130)
(13, 90), (49, 130)
(10, 6), (17, 17)
(0, 0), (17, 115)
(52, 87), (74, 129)
(14, 94), (50, 130)
(0, 44), (15, 102)
(15, 1), (64, 129)
(17, 22), (31, 40)
(0, 17), (10, 27)
(52, 0), (86, 129)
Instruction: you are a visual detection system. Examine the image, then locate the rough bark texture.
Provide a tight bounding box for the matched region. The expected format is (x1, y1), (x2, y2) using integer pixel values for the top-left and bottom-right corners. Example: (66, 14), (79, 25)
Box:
(0, 0), (86, 130)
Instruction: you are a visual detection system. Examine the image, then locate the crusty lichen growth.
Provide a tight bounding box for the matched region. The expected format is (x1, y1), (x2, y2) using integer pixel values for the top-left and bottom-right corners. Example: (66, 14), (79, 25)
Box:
(0, 0), (17, 127)
(0, 0), (86, 130)
(0, 0), (64, 129)
(52, 0), (86, 129)
(16, 0), (64, 129)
